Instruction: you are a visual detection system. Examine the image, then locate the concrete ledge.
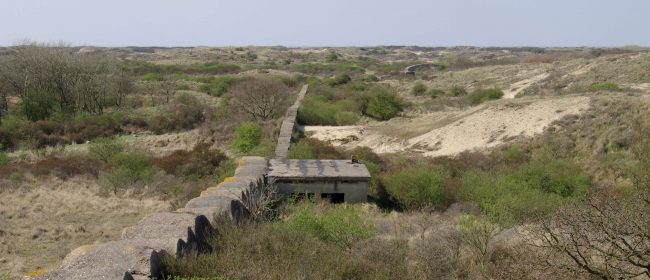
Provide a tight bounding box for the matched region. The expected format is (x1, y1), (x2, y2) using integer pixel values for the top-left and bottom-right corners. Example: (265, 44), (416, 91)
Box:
(37, 156), (269, 279)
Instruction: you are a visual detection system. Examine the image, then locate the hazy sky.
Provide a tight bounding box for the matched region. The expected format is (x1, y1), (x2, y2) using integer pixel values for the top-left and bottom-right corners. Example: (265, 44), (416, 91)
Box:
(1, 0), (649, 47)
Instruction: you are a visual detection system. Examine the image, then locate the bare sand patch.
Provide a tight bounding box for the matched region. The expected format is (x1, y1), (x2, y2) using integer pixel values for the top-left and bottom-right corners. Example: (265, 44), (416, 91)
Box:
(306, 96), (590, 158)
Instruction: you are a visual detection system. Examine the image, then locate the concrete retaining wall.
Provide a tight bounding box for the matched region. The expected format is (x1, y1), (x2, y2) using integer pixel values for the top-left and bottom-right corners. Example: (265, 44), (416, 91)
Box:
(274, 85), (308, 159)
(35, 156), (268, 280)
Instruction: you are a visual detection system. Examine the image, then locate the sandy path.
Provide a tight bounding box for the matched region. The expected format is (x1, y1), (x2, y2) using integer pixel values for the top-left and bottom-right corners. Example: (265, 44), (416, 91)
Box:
(305, 96), (590, 158)
(502, 72), (550, 99)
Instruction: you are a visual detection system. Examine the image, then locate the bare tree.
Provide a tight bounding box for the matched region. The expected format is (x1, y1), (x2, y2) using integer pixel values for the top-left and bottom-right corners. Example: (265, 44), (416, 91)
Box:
(0, 43), (133, 118)
(230, 77), (291, 120)
(160, 75), (176, 104)
(532, 191), (650, 279)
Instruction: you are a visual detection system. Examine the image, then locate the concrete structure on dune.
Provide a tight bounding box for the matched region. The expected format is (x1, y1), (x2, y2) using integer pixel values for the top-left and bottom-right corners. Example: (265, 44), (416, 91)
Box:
(267, 159), (371, 203)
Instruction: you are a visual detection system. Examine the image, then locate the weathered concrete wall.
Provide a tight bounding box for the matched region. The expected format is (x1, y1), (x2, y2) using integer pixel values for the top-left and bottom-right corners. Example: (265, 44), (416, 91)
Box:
(275, 181), (368, 203)
(35, 156), (268, 280)
(274, 85), (308, 159)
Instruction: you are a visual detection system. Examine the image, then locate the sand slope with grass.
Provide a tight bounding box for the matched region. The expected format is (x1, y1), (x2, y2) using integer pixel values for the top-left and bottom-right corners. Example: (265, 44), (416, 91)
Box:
(305, 95), (590, 157)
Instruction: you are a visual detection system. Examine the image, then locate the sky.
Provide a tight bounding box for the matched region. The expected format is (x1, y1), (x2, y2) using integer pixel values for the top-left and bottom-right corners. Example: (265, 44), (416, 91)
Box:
(1, 0), (649, 47)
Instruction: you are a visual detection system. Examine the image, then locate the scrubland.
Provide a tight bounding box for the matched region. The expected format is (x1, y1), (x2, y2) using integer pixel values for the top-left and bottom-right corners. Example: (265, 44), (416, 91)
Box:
(1, 44), (650, 279)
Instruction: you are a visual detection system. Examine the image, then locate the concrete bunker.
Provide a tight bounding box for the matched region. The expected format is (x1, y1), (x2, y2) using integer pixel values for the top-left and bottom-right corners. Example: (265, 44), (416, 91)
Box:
(267, 159), (371, 203)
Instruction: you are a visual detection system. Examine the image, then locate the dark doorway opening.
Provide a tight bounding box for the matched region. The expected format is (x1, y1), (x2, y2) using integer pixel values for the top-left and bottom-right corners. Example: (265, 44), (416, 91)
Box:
(321, 193), (345, 203)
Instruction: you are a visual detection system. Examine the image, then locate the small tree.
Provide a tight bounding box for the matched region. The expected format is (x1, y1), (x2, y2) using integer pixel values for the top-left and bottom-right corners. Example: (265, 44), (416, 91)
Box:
(231, 77), (291, 120)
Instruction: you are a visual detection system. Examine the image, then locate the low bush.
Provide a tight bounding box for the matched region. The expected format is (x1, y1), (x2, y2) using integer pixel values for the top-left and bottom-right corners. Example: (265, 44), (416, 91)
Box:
(287, 141), (315, 159)
(450, 86), (467, 97)
(88, 137), (125, 162)
(153, 143), (228, 179)
(146, 99), (205, 134)
(467, 88), (503, 105)
(364, 87), (403, 120)
(327, 73), (352, 86)
(199, 75), (240, 96)
(229, 122), (261, 153)
(30, 154), (104, 179)
(411, 81), (428, 96)
(590, 82), (622, 91)
(284, 203), (376, 248)
(382, 166), (450, 210)
(428, 88), (445, 98)
(459, 159), (590, 226)
(102, 150), (155, 192)
(138, 73), (164, 81)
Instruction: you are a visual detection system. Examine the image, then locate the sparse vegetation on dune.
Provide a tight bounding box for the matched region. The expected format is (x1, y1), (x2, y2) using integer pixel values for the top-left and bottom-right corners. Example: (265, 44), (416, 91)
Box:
(1, 44), (650, 278)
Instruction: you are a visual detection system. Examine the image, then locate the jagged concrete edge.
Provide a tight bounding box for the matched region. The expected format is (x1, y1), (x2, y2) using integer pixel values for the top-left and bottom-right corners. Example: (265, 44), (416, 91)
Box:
(33, 156), (268, 280)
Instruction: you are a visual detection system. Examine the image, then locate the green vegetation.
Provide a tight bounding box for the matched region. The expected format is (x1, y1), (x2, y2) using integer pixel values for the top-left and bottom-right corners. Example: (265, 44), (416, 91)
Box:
(459, 159), (590, 225)
(284, 203), (376, 248)
(411, 81), (428, 96)
(382, 166), (449, 210)
(365, 87), (403, 120)
(427, 88), (445, 98)
(229, 122), (262, 153)
(590, 82), (622, 91)
(450, 85), (467, 96)
(138, 72), (164, 81)
(89, 137), (125, 162)
(298, 83), (403, 125)
(327, 73), (352, 86)
(102, 150), (156, 193)
(199, 75), (240, 96)
(467, 88), (504, 104)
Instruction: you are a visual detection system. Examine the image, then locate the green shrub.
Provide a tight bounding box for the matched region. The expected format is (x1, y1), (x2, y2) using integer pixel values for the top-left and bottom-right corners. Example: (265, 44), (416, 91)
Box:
(459, 159), (590, 226)
(467, 88), (503, 105)
(428, 88), (445, 98)
(0, 145), (9, 166)
(298, 95), (361, 126)
(382, 166), (449, 210)
(20, 90), (55, 121)
(285, 204), (376, 248)
(328, 73), (352, 86)
(287, 141), (315, 159)
(229, 122), (261, 153)
(89, 137), (124, 162)
(590, 82), (622, 91)
(200, 75), (240, 96)
(411, 81), (428, 96)
(450, 86), (467, 96)
(364, 88), (403, 121)
(103, 150), (155, 192)
(326, 52), (339, 62)
(138, 72), (164, 81)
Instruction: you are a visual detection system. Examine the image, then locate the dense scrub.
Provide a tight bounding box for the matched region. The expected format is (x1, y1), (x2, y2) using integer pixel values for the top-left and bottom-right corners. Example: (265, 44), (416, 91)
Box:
(297, 82), (403, 125)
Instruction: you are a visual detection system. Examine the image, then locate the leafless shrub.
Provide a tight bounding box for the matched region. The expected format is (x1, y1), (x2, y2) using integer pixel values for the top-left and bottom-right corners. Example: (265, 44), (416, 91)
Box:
(230, 77), (291, 120)
(0, 43), (133, 116)
(531, 190), (650, 279)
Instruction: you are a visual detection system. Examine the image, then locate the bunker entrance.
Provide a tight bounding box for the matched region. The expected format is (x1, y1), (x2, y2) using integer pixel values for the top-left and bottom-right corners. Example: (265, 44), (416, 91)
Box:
(321, 193), (345, 203)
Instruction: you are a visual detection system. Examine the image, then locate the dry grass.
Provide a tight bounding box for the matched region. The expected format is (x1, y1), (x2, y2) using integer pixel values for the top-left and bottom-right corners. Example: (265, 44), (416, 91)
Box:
(0, 176), (170, 278)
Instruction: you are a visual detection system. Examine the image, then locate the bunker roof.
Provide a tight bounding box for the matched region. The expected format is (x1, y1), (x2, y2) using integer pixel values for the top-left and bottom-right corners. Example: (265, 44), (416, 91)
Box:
(267, 159), (371, 181)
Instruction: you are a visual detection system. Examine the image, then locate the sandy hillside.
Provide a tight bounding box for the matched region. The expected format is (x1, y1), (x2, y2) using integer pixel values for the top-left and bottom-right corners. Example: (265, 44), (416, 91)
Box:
(305, 95), (590, 157)
(0, 177), (170, 278)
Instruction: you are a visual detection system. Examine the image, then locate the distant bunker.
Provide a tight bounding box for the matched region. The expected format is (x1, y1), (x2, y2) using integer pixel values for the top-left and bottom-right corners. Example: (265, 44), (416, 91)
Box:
(267, 159), (371, 203)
